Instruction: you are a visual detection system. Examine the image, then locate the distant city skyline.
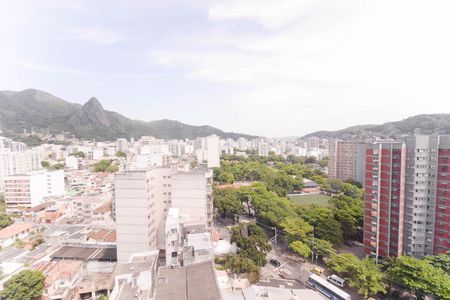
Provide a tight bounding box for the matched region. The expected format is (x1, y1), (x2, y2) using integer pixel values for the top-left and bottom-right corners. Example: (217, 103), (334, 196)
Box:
(1, 0), (450, 137)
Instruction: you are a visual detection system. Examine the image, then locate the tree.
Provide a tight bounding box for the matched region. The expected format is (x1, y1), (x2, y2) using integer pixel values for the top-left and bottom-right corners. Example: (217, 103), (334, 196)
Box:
(280, 217), (313, 243)
(224, 255), (260, 283)
(230, 223), (271, 267)
(14, 239), (25, 248)
(425, 251), (450, 274)
(327, 253), (360, 278)
(213, 168), (235, 184)
(289, 241), (312, 262)
(70, 151), (85, 158)
(388, 256), (450, 299)
(350, 258), (386, 298)
(330, 194), (364, 241)
(116, 151), (127, 158)
(300, 206), (343, 246)
(1, 270), (45, 300)
(328, 254), (386, 298)
(41, 161), (50, 168)
(213, 187), (243, 217)
(0, 195), (5, 213)
(49, 163), (65, 170)
(0, 214), (13, 229)
(94, 160), (118, 172)
(305, 238), (335, 259)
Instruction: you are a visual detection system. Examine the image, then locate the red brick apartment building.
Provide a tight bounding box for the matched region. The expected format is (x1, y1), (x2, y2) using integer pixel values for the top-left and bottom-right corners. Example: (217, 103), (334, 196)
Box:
(364, 142), (406, 260)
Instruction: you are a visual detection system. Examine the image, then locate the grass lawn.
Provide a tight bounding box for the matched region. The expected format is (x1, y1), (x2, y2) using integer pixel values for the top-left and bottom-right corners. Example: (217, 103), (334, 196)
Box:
(288, 194), (331, 206)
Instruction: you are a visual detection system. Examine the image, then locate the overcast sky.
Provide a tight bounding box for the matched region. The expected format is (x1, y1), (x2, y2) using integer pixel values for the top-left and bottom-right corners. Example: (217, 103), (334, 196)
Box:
(1, 0), (449, 137)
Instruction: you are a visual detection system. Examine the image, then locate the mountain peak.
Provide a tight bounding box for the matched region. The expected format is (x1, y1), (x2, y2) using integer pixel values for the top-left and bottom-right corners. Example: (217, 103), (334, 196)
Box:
(83, 97), (103, 110)
(82, 97), (110, 127)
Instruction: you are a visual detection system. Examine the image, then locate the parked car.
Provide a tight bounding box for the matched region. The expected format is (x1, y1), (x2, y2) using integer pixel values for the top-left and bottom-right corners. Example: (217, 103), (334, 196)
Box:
(327, 274), (345, 287)
(310, 266), (324, 275)
(269, 258), (281, 268)
(344, 240), (354, 247)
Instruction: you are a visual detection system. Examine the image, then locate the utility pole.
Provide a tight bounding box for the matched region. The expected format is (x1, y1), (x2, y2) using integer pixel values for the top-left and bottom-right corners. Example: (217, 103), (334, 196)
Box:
(272, 226), (278, 246)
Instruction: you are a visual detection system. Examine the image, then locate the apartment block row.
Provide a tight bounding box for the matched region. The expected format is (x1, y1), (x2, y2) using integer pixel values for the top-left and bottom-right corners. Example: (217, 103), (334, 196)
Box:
(363, 136), (450, 259)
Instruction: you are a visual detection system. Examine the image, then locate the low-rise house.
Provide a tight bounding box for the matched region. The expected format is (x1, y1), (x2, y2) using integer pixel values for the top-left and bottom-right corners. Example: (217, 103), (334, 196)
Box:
(0, 223), (34, 247)
(301, 178), (321, 194)
(92, 201), (114, 226)
(109, 252), (158, 300)
(41, 209), (64, 224)
(182, 232), (213, 266)
(33, 260), (83, 300)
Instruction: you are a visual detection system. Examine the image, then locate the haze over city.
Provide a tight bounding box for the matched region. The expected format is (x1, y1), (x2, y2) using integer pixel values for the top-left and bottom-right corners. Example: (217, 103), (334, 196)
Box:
(1, 0), (450, 136)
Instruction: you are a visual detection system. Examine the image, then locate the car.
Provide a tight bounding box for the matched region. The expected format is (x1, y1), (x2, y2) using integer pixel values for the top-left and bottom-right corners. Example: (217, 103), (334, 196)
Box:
(269, 258), (281, 267)
(344, 240), (354, 247)
(327, 274), (345, 287)
(310, 266), (324, 275)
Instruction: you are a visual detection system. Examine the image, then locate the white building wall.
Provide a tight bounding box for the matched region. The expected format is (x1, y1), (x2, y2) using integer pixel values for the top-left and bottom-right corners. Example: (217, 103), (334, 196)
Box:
(115, 168), (171, 263)
(170, 170), (213, 228)
(206, 135), (220, 168)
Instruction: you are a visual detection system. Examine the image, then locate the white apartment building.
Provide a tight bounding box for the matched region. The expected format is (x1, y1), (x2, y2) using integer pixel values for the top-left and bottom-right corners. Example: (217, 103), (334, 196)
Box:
(237, 137), (248, 151)
(258, 142), (270, 157)
(116, 138), (128, 153)
(165, 208), (181, 266)
(404, 135), (450, 257)
(0, 148), (42, 191)
(114, 168), (171, 263)
(171, 169), (213, 228)
(206, 135), (220, 168)
(3, 169), (64, 213)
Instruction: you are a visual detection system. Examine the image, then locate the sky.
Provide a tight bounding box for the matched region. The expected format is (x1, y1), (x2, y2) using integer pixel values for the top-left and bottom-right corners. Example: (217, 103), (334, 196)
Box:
(1, 0), (450, 137)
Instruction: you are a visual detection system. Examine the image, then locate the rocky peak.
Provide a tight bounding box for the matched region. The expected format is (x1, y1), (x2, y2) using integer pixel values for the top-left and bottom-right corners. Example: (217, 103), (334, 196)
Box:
(82, 97), (110, 127)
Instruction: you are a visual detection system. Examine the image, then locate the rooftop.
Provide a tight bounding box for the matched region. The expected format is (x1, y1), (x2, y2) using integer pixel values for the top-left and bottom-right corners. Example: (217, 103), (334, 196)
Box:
(0, 223), (33, 240)
(155, 261), (221, 300)
(50, 246), (117, 262)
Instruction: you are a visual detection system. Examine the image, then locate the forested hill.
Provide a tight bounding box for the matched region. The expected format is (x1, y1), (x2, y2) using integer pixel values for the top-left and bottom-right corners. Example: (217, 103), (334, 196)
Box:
(305, 114), (450, 139)
(0, 89), (255, 140)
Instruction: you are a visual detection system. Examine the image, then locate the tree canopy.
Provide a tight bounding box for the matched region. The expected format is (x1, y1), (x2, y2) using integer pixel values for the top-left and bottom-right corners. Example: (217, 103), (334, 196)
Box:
(0, 214), (13, 229)
(328, 253), (386, 298)
(388, 255), (450, 299)
(1, 270), (45, 300)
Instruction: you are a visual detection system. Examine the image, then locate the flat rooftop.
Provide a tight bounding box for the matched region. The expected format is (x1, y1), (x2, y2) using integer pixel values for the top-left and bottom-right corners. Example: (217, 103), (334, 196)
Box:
(50, 246), (117, 262)
(155, 261), (221, 300)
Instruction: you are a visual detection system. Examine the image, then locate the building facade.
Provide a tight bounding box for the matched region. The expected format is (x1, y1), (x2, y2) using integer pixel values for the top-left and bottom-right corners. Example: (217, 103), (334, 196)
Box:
(404, 135), (450, 256)
(171, 169), (213, 228)
(364, 142), (406, 260)
(3, 169), (64, 213)
(114, 168), (171, 263)
(328, 140), (366, 184)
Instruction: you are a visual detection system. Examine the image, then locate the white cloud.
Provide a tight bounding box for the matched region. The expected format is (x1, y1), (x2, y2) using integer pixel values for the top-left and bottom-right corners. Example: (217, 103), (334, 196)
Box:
(209, 0), (319, 29)
(65, 27), (122, 45)
(151, 0), (450, 135)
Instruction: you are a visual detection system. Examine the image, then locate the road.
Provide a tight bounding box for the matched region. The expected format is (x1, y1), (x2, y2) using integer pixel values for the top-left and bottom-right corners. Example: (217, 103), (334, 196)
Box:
(264, 243), (365, 300)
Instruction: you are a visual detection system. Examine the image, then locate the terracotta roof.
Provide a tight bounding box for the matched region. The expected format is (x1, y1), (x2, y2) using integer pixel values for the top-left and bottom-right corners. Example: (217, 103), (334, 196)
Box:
(43, 211), (62, 219)
(103, 230), (116, 242)
(88, 229), (116, 242)
(30, 203), (48, 212)
(93, 202), (111, 213)
(0, 223), (33, 239)
(33, 261), (82, 287)
(88, 229), (109, 240)
(216, 181), (253, 189)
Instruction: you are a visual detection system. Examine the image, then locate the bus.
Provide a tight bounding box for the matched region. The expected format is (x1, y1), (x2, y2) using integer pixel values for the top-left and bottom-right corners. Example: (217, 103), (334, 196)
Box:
(308, 274), (351, 300)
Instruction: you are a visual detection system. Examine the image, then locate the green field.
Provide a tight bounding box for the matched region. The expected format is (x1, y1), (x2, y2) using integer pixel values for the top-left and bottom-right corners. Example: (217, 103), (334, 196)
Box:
(288, 194), (331, 206)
